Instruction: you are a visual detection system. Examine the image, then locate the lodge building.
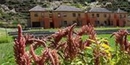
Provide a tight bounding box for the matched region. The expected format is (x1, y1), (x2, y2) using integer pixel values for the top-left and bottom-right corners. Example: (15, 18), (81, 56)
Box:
(29, 5), (128, 28)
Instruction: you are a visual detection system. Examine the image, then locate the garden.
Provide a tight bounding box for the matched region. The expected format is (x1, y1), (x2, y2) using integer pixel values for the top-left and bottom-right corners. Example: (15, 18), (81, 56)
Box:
(1, 24), (130, 65)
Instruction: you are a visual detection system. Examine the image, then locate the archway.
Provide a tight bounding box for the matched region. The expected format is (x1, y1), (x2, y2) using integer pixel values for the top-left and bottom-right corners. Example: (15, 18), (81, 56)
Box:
(32, 22), (41, 27)
(50, 22), (54, 28)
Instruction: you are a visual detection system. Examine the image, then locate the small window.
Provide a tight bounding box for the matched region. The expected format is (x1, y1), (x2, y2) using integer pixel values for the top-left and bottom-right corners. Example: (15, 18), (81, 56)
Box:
(96, 21), (99, 24)
(104, 14), (107, 17)
(63, 14), (67, 17)
(73, 13), (76, 17)
(92, 14), (94, 17)
(50, 11), (52, 13)
(64, 21), (67, 25)
(124, 21), (126, 23)
(41, 13), (44, 17)
(78, 13), (80, 17)
(34, 13), (38, 17)
(95, 21), (100, 26)
(58, 13), (61, 18)
(62, 21), (67, 27)
(104, 21), (107, 25)
(97, 14), (99, 17)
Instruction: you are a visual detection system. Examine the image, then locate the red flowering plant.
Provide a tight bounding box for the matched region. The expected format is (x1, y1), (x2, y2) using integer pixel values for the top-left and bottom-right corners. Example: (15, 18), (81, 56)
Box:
(46, 23), (85, 64)
(111, 29), (130, 65)
(14, 24), (31, 65)
(14, 24), (60, 65)
(111, 29), (130, 53)
(14, 24), (119, 65)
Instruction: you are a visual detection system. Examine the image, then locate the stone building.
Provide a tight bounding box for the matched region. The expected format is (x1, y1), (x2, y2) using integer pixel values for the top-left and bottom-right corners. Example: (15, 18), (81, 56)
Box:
(86, 8), (112, 26)
(29, 5), (85, 28)
(29, 5), (128, 28)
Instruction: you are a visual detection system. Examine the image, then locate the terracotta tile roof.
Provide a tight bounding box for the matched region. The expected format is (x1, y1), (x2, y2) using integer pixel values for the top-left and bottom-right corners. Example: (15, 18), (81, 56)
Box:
(89, 7), (111, 13)
(116, 8), (127, 13)
(55, 5), (82, 11)
(29, 5), (46, 11)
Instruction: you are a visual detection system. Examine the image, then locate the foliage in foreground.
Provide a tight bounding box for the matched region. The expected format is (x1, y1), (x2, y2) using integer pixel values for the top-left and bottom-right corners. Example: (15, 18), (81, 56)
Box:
(14, 24), (130, 65)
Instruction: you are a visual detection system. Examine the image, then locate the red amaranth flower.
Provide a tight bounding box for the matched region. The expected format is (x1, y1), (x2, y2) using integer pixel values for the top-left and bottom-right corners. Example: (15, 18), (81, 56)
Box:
(30, 44), (59, 65)
(111, 29), (130, 52)
(14, 24), (31, 65)
(77, 24), (96, 47)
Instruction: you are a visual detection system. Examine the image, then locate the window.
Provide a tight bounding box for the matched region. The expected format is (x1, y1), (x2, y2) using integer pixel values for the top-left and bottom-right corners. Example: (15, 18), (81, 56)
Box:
(50, 11), (52, 13)
(34, 13), (38, 17)
(64, 21), (67, 25)
(104, 14), (107, 17)
(104, 21), (107, 25)
(58, 13), (61, 18)
(95, 20), (100, 26)
(61, 21), (67, 27)
(64, 21), (67, 26)
(63, 14), (67, 17)
(92, 14), (94, 17)
(78, 13), (80, 17)
(73, 13), (76, 17)
(41, 13), (44, 17)
(97, 14), (99, 17)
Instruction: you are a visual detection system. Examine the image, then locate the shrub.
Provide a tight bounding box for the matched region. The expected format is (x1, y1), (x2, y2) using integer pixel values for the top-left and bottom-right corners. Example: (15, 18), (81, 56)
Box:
(0, 35), (13, 43)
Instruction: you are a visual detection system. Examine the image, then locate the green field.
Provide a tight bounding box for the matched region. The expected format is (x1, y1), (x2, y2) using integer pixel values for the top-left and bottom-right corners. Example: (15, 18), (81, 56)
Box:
(0, 27), (130, 64)
(0, 28), (15, 64)
(28, 26), (130, 32)
(0, 35), (115, 64)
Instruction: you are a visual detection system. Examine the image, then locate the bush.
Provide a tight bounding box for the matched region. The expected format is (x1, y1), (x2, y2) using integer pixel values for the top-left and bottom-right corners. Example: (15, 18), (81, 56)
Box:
(0, 35), (13, 43)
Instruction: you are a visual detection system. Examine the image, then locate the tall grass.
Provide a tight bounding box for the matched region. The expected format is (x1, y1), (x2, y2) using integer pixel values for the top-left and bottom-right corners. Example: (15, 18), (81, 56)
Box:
(0, 28), (15, 64)
(0, 35), (13, 43)
(0, 43), (16, 64)
(0, 28), (13, 43)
